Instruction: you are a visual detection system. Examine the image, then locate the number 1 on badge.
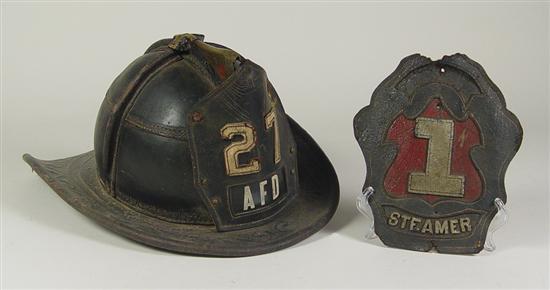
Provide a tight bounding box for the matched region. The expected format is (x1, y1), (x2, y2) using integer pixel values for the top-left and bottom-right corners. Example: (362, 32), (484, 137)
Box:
(408, 117), (465, 197)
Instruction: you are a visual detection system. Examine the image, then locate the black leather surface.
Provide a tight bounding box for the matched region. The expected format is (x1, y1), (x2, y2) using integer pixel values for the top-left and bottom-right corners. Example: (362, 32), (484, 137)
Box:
(94, 37), (300, 229)
(94, 48), (179, 184)
(23, 113), (339, 256)
(25, 34), (340, 256)
(187, 61), (298, 231)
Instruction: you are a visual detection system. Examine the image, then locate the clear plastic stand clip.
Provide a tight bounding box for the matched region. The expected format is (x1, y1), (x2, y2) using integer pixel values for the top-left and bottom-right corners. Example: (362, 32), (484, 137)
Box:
(356, 186), (377, 239)
(484, 197), (508, 252)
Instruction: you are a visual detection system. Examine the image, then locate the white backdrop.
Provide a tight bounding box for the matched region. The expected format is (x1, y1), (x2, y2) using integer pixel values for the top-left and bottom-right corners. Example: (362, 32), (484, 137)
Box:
(2, 2), (549, 289)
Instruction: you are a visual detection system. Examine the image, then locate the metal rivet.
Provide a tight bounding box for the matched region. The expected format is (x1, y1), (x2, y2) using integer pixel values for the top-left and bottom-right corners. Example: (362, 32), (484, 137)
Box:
(234, 56), (243, 69)
(289, 147), (295, 154)
(192, 111), (203, 122)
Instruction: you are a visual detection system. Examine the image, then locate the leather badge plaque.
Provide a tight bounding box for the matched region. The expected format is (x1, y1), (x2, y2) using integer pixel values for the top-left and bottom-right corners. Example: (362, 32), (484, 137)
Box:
(353, 54), (522, 254)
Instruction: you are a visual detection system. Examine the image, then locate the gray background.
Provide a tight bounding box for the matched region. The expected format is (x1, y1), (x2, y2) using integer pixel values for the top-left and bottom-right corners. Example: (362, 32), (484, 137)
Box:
(2, 2), (548, 289)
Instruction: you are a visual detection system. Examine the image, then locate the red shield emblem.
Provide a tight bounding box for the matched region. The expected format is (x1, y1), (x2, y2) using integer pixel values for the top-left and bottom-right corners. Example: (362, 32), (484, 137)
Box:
(384, 99), (482, 203)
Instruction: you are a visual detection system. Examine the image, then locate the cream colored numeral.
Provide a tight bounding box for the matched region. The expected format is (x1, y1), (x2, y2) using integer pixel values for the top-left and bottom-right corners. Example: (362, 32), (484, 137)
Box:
(221, 111), (281, 177)
(408, 117), (465, 197)
(264, 110), (281, 164)
(221, 122), (260, 176)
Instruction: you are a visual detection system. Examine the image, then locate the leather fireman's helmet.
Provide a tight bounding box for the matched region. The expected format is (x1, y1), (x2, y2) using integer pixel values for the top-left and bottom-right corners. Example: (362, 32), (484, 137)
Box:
(25, 34), (339, 256)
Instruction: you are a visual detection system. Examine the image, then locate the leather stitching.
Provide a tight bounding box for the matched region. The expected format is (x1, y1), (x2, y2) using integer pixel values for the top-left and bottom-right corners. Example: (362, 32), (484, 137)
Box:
(125, 115), (188, 140)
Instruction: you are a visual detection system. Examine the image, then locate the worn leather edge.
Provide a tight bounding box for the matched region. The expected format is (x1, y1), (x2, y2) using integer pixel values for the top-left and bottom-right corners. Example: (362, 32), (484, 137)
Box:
(22, 117), (339, 257)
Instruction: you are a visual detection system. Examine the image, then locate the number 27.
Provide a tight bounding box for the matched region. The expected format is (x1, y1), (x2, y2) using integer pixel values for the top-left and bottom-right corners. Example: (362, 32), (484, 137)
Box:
(220, 110), (281, 176)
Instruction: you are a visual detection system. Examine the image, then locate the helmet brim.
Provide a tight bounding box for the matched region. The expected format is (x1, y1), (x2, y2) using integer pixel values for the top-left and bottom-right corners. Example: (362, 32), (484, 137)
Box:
(23, 116), (339, 257)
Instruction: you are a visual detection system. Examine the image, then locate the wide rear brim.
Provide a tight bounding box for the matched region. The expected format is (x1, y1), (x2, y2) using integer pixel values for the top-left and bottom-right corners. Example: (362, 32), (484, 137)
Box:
(23, 117), (339, 257)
